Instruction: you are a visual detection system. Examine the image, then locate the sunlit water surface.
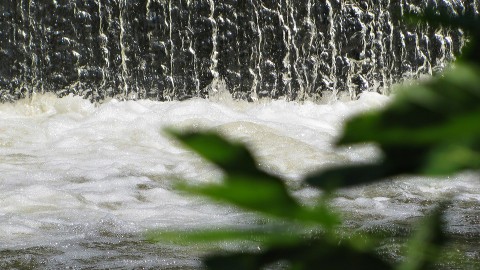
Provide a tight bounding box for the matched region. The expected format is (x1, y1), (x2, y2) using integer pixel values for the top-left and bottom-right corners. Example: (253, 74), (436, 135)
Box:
(0, 92), (479, 268)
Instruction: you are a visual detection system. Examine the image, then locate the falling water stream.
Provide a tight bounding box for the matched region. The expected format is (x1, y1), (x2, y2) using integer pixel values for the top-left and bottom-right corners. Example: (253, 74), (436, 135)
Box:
(1, 0), (480, 268)
(1, 0), (472, 102)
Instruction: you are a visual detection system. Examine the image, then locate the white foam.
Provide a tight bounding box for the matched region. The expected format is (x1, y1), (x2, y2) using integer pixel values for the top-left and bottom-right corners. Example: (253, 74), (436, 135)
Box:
(0, 92), (479, 266)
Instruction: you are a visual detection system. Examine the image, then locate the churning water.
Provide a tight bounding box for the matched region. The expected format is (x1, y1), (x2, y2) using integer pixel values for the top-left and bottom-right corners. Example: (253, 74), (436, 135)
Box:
(1, 0), (480, 268)
(1, 91), (479, 268)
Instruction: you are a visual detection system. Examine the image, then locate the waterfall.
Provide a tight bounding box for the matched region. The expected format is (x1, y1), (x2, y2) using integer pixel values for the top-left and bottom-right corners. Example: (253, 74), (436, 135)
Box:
(0, 0), (476, 102)
(1, 2), (480, 268)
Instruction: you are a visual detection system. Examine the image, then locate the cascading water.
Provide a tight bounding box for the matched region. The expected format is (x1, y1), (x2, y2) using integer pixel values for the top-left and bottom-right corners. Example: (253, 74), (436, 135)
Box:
(1, 0), (480, 269)
(0, 0), (474, 102)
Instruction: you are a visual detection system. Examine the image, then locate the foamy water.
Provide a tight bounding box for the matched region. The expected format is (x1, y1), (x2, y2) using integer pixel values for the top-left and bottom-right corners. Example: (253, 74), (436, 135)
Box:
(0, 93), (479, 268)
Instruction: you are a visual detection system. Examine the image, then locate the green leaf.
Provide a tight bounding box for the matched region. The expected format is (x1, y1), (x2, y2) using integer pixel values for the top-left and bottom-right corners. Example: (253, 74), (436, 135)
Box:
(204, 239), (392, 270)
(168, 130), (339, 227)
(404, 6), (480, 64)
(397, 204), (447, 270)
(177, 179), (340, 227)
(323, 63), (480, 184)
(178, 179), (298, 217)
(146, 227), (304, 247)
(166, 129), (265, 177)
(423, 143), (480, 175)
(305, 163), (395, 190)
(339, 64), (480, 146)
(405, 6), (480, 34)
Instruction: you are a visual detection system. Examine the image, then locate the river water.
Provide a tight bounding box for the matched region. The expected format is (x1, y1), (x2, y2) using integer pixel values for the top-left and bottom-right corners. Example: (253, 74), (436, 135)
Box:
(0, 91), (479, 268)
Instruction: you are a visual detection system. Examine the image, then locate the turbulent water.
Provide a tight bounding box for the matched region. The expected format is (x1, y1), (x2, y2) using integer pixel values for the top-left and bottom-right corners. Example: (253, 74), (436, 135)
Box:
(0, 92), (479, 268)
(1, 0), (480, 268)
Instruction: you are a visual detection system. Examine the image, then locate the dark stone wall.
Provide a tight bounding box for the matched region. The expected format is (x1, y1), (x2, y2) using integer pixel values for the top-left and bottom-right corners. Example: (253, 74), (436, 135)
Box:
(0, 0), (477, 102)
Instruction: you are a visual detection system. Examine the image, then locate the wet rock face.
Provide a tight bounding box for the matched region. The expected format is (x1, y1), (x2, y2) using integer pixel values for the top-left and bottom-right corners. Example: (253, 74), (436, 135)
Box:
(0, 0), (477, 102)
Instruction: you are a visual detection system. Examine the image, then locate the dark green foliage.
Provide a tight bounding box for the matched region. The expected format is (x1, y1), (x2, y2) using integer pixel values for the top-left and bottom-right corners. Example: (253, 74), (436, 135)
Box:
(166, 130), (339, 226)
(307, 6), (480, 190)
(306, 163), (401, 191)
(166, 130), (269, 178)
(406, 6), (480, 63)
(204, 239), (392, 270)
(398, 204), (447, 270)
(154, 130), (448, 270)
(149, 9), (480, 270)
(337, 65), (480, 149)
(307, 64), (480, 189)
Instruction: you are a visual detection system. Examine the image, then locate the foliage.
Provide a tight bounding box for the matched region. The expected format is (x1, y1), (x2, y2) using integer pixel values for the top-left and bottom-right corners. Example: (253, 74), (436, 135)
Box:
(151, 131), (448, 270)
(307, 63), (480, 190)
(148, 7), (480, 270)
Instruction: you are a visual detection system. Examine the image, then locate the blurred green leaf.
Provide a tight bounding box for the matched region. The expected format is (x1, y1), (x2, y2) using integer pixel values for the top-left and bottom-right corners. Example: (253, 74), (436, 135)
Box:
(166, 129), (268, 178)
(177, 179), (339, 227)
(424, 142), (480, 174)
(306, 163), (395, 190)
(146, 227), (304, 247)
(204, 239), (392, 270)
(311, 63), (480, 187)
(405, 6), (480, 62)
(339, 64), (480, 146)
(178, 178), (298, 219)
(168, 130), (339, 226)
(148, 7), (480, 270)
(397, 204), (447, 270)
(405, 6), (479, 34)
